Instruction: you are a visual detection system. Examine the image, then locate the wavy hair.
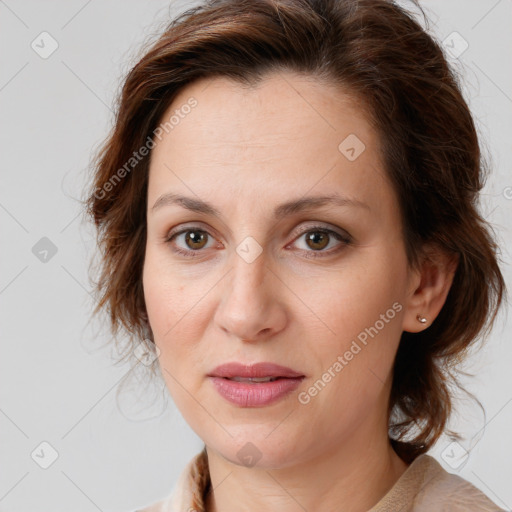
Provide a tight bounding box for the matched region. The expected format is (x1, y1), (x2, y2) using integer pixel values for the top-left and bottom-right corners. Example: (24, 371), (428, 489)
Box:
(84, 0), (506, 464)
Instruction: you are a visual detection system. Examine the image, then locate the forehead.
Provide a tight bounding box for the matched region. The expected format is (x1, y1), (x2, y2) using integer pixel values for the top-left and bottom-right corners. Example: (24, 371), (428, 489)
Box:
(148, 71), (391, 216)
(164, 72), (375, 150)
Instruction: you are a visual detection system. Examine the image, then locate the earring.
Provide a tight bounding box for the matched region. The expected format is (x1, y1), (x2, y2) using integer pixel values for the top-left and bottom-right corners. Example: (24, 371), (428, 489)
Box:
(417, 314), (427, 324)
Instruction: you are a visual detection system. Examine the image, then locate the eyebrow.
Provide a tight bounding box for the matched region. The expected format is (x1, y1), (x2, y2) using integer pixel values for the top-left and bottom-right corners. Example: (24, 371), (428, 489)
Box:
(150, 192), (370, 219)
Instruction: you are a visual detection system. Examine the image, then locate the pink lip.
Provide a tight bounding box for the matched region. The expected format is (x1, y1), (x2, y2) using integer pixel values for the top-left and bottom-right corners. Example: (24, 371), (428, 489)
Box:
(207, 362), (305, 407)
(208, 362), (304, 379)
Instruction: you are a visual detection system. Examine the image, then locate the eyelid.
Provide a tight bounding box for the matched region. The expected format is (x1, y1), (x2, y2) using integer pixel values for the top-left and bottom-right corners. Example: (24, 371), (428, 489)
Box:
(290, 222), (351, 241)
(165, 221), (351, 244)
(165, 224), (222, 251)
(166, 221), (220, 241)
(166, 227), (352, 261)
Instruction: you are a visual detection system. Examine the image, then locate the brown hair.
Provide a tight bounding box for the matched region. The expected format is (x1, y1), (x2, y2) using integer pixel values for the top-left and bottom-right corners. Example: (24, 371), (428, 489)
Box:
(84, 0), (506, 463)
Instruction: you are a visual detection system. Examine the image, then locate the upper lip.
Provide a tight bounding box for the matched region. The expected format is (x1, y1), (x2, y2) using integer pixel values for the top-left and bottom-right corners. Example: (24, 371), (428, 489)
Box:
(208, 362), (305, 379)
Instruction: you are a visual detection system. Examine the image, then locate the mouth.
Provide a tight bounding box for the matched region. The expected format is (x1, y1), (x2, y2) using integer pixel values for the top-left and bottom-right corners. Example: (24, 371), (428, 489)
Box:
(207, 362), (305, 407)
(221, 376), (283, 382)
(208, 361), (305, 380)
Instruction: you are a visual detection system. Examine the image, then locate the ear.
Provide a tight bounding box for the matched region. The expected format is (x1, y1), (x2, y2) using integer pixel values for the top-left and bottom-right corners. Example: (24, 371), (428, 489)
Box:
(402, 244), (459, 333)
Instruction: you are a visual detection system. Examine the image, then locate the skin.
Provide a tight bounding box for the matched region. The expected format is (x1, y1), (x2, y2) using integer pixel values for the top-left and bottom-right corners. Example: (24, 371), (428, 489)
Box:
(142, 71), (457, 512)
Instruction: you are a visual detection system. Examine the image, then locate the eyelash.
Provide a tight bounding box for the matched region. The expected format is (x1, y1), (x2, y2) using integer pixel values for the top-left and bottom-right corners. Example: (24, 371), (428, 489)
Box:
(165, 225), (352, 259)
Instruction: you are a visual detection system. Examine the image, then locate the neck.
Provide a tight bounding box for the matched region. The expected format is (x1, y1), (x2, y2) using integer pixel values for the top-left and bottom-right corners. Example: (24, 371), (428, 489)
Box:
(204, 422), (409, 512)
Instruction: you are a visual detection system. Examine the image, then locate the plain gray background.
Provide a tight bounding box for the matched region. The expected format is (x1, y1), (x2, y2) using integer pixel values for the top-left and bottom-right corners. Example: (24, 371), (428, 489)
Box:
(1, 1), (511, 511)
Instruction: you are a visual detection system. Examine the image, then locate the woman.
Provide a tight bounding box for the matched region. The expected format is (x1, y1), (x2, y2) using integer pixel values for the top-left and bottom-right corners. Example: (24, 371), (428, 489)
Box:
(85, 0), (507, 510)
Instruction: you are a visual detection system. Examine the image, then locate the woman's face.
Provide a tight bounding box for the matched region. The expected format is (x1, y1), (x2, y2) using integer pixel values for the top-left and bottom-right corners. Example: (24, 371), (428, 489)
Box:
(143, 71), (420, 468)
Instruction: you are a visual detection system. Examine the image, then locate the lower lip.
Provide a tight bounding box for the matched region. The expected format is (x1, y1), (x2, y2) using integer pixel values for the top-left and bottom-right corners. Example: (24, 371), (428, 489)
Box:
(208, 376), (304, 407)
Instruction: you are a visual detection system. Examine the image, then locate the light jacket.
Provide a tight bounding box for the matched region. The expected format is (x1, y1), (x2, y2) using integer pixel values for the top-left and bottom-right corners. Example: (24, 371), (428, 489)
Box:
(137, 448), (506, 511)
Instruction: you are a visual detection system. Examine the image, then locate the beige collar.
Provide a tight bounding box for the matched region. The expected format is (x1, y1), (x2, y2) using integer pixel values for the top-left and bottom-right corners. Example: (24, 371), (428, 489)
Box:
(140, 448), (504, 512)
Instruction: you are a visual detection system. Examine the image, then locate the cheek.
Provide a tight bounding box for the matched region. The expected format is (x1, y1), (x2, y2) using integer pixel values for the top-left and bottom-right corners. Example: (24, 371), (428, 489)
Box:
(142, 244), (189, 329)
(142, 260), (196, 407)
(143, 270), (177, 333)
(310, 249), (405, 338)
(301, 247), (406, 399)
(142, 249), (209, 376)
(142, 252), (186, 370)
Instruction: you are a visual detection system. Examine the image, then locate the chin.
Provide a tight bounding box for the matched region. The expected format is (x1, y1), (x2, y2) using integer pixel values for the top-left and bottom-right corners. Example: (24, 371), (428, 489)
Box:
(208, 432), (304, 470)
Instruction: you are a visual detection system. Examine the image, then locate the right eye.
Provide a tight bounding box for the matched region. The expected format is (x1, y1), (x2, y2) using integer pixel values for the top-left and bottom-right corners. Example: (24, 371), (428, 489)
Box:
(165, 227), (216, 257)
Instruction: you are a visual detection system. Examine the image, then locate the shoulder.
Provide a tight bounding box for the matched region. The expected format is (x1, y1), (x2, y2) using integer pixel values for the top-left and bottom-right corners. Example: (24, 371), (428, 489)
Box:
(133, 485), (177, 512)
(135, 449), (208, 512)
(373, 453), (506, 512)
(411, 455), (505, 511)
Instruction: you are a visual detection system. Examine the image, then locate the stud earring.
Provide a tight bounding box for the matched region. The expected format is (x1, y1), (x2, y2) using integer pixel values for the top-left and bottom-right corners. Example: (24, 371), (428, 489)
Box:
(417, 314), (427, 324)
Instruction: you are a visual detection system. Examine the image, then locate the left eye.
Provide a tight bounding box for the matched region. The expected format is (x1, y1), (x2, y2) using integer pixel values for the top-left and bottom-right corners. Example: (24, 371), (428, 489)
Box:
(165, 226), (352, 258)
(290, 227), (352, 258)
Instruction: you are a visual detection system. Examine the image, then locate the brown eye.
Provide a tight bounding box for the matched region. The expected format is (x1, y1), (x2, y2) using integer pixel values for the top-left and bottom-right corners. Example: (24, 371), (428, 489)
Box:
(291, 226), (352, 259)
(183, 230), (209, 250)
(166, 227), (214, 257)
(305, 231), (330, 251)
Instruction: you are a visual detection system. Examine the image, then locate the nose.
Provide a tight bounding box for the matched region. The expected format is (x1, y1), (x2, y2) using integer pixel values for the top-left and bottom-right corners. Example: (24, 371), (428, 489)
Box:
(214, 250), (287, 343)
